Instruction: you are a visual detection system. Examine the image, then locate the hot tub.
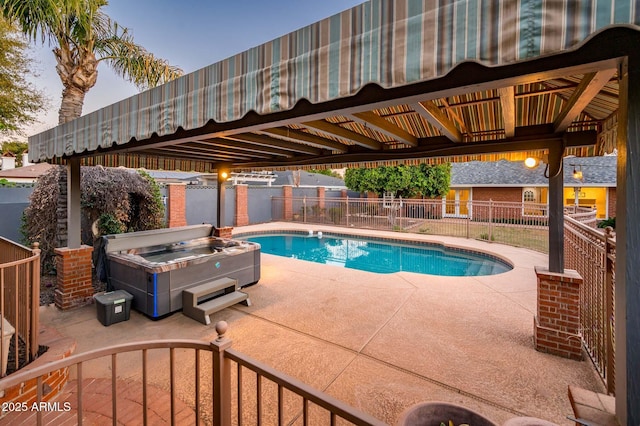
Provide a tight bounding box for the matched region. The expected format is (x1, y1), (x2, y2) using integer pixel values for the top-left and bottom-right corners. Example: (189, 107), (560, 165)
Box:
(102, 224), (260, 318)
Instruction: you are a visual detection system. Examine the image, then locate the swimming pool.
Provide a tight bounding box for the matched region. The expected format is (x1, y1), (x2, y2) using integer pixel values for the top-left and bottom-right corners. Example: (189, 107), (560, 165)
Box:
(239, 232), (512, 276)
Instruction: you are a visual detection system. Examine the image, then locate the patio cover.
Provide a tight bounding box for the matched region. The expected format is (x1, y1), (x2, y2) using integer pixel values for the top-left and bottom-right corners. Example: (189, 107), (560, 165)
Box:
(25, 3), (640, 423)
(28, 0), (636, 171)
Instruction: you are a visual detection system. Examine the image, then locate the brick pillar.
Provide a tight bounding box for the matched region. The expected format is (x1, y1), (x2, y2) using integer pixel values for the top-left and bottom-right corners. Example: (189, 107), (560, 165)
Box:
(167, 183), (187, 228)
(54, 245), (94, 310)
(534, 266), (583, 360)
(317, 187), (326, 211)
(283, 186), (293, 220)
(235, 184), (249, 226)
(214, 227), (233, 239)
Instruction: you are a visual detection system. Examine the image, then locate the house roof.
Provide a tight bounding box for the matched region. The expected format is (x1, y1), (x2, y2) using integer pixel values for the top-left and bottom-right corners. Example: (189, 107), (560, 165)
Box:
(0, 162), (55, 179)
(28, 1), (636, 172)
(271, 171), (346, 188)
(451, 155), (617, 187)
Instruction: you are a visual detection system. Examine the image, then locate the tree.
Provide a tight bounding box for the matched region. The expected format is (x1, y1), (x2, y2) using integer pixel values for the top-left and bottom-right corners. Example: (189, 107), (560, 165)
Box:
(0, 17), (46, 135)
(1, 0), (183, 124)
(344, 163), (451, 198)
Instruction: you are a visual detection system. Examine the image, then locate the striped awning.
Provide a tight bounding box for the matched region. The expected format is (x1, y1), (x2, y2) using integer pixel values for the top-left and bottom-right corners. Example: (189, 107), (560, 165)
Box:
(29, 0), (638, 171)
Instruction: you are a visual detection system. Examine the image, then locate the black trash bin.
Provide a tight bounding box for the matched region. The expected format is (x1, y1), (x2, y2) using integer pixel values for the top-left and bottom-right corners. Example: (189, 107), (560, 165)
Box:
(94, 290), (133, 326)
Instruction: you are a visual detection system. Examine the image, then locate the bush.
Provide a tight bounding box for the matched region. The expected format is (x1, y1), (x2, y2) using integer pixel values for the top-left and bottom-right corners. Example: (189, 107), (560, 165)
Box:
(597, 217), (615, 229)
(22, 166), (165, 271)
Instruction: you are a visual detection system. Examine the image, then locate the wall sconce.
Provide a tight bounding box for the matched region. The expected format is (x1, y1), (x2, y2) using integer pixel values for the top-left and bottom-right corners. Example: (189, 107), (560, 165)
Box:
(524, 157), (539, 168)
(218, 170), (229, 183)
(571, 165), (583, 180)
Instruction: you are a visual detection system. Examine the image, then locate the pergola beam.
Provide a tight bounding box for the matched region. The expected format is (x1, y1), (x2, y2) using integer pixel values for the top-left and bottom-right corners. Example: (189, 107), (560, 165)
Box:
(301, 120), (383, 150)
(239, 129), (596, 169)
(350, 111), (419, 146)
(499, 86), (516, 138)
(412, 100), (463, 142)
(222, 132), (323, 155)
(262, 127), (349, 153)
(553, 68), (617, 132)
(199, 138), (295, 157)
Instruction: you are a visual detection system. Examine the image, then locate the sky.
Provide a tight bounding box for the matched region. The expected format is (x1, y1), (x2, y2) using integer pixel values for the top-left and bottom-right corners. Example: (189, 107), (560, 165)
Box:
(23, 0), (365, 138)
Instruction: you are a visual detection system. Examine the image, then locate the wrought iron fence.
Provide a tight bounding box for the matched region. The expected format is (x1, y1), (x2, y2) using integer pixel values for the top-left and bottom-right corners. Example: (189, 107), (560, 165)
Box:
(0, 238), (40, 377)
(272, 197), (549, 253)
(0, 323), (385, 426)
(564, 216), (615, 394)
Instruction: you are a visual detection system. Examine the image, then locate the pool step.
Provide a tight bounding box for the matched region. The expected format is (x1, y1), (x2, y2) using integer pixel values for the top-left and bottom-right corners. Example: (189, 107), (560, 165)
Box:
(182, 277), (250, 325)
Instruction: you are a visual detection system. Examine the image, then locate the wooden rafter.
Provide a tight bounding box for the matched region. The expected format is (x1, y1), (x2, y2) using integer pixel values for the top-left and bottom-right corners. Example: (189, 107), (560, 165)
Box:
(412, 100), (463, 142)
(301, 120), (383, 150)
(223, 132), (323, 156)
(194, 139), (294, 157)
(262, 127), (349, 153)
(349, 111), (418, 147)
(553, 68), (617, 132)
(238, 129), (597, 169)
(143, 147), (256, 161)
(498, 86), (516, 138)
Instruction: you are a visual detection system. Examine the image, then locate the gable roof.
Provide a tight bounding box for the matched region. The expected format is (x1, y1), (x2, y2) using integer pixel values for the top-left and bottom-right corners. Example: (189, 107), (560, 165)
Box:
(451, 155), (617, 187)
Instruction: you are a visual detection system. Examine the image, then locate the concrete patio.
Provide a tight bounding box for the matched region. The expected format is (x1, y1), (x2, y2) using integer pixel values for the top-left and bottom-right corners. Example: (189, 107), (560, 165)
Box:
(38, 223), (605, 425)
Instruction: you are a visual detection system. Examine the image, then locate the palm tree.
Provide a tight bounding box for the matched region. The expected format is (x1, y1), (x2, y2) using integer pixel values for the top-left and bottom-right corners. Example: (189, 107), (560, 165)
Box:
(1, 0), (183, 124)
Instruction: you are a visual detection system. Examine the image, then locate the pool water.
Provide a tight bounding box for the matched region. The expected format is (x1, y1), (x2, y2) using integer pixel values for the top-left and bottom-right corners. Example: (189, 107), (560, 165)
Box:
(243, 233), (512, 276)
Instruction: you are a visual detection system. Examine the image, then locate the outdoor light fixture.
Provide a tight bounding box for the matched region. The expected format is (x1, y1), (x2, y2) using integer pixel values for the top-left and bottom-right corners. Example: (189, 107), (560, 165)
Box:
(218, 170), (229, 182)
(571, 165), (584, 180)
(524, 157), (539, 168)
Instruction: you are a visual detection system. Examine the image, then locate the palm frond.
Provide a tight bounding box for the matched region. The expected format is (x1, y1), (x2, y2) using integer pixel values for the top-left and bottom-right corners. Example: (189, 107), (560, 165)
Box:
(95, 18), (183, 90)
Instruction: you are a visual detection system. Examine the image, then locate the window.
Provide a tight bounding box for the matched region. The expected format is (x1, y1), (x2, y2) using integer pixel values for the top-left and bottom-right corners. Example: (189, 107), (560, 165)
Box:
(522, 187), (548, 216)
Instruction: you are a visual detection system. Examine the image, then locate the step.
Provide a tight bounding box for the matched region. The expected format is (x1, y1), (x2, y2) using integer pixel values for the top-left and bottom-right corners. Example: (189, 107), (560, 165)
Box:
(185, 291), (249, 325)
(184, 277), (238, 300)
(567, 385), (617, 426)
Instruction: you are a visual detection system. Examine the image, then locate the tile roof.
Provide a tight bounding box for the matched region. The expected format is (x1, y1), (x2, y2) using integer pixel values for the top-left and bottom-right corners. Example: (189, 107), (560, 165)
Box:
(451, 155), (617, 187)
(0, 162), (55, 179)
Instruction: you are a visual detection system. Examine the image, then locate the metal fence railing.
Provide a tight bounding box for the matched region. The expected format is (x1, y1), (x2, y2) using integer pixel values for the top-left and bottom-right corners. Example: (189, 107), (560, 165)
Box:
(564, 216), (615, 394)
(0, 322), (385, 426)
(272, 197), (550, 253)
(0, 237), (40, 377)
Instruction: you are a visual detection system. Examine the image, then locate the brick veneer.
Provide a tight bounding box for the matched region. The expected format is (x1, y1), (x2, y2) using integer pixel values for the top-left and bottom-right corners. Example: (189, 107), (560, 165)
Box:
(54, 245), (94, 310)
(167, 183), (187, 228)
(534, 266), (583, 360)
(472, 187), (522, 202)
(0, 325), (76, 417)
(235, 184), (249, 226)
(283, 186), (293, 220)
(214, 227), (233, 239)
(607, 187), (616, 219)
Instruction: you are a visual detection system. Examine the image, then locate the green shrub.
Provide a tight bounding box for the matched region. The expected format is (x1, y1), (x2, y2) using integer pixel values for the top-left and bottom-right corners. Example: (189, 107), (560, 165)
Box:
(597, 217), (615, 229)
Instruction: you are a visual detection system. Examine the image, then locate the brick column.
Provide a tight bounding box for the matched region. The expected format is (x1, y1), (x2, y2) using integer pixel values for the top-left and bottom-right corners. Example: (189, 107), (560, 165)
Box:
(283, 186), (293, 220)
(214, 227), (233, 239)
(235, 184), (249, 226)
(317, 187), (326, 210)
(54, 245), (94, 310)
(167, 183), (187, 228)
(534, 266), (583, 360)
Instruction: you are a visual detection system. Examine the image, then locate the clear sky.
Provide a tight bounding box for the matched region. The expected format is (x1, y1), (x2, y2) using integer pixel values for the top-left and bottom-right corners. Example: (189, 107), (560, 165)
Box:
(24, 0), (365, 137)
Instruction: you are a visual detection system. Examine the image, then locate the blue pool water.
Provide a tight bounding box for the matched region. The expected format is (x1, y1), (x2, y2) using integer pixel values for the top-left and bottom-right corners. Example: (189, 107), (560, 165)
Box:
(242, 233), (512, 276)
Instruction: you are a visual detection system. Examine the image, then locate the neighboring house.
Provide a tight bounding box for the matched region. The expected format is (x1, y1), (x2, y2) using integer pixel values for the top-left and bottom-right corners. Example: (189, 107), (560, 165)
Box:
(270, 170), (347, 190)
(0, 162), (55, 184)
(450, 155), (617, 219)
(140, 169), (202, 185)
